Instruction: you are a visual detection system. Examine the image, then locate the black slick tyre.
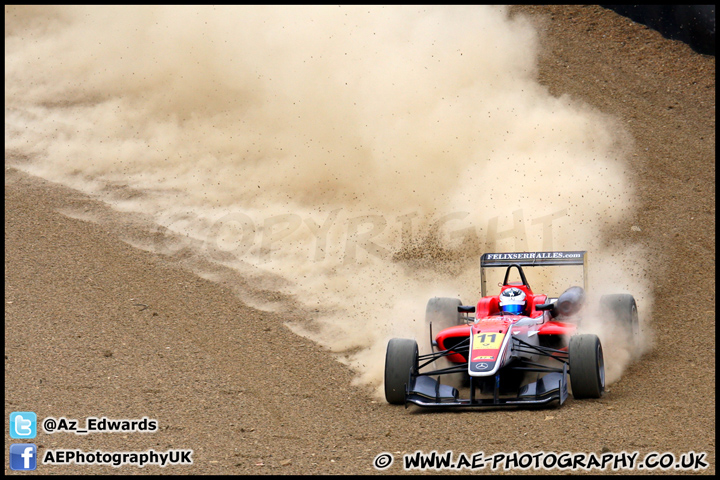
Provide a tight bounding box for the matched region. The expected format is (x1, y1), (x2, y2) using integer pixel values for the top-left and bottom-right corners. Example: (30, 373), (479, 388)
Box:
(384, 338), (418, 405)
(600, 294), (640, 347)
(569, 334), (605, 399)
(425, 297), (468, 386)
(425, 297), (463, 333)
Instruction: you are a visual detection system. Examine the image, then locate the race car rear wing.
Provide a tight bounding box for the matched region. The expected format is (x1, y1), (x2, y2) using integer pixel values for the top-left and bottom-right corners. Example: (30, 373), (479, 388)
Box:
(479, 251), (587, 297)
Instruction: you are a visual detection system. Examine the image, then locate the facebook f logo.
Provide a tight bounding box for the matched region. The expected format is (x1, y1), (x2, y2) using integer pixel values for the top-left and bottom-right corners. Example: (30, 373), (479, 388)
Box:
(10, 412), (37, 439)
(10, 444), (37, 471)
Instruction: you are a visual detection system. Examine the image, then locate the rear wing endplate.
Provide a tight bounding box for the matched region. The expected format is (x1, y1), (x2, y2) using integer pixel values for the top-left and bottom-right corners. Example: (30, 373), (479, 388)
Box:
(480, 251), (587, 297)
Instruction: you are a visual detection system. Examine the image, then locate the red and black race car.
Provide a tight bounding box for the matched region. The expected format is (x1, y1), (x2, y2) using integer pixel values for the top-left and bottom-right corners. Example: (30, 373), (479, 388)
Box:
(384, 251), (639, 408)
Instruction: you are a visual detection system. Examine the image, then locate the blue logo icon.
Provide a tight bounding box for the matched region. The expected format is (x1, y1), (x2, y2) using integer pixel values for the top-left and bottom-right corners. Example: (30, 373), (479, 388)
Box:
(10, 444), (37, 471)
(10, 412), (37, 439)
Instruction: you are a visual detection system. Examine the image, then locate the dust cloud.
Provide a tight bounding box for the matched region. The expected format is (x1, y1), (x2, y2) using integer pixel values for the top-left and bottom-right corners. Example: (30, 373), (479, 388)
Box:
(5, 5), (651, 396)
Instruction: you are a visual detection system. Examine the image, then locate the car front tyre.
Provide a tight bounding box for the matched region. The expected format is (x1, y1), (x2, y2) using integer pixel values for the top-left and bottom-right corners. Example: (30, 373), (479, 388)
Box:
(384, 338), (419, 405)
(569, 334), (605, 399)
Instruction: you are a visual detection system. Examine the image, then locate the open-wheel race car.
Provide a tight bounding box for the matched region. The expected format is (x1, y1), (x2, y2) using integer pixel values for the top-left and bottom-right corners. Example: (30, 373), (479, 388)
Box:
(384, 251), (639, 408)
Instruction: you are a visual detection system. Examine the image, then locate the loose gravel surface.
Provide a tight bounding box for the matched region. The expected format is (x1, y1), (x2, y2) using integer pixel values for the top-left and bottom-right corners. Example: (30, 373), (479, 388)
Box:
(5, 5), (715, 475)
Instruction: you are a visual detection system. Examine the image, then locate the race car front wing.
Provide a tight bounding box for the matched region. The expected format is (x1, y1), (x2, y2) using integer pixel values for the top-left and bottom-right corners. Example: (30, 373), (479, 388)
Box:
(404, 339), (569, 408)
(405, 365), (568, 408)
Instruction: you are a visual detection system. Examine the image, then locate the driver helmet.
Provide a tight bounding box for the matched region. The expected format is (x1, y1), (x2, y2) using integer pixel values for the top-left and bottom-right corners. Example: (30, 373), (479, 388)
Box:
(499, 287), (526, 314)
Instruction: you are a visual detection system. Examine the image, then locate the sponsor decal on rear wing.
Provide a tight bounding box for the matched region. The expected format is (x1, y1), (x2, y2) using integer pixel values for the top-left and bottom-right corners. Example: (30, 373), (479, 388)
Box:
(481, 251), (586, 267)
(480, 251), (587, 297)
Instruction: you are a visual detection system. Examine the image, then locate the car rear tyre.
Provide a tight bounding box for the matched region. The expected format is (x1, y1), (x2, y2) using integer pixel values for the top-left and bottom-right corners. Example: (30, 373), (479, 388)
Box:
(600, 294), (639, 347)
(425, 297), (463, 333)
(425, 297), (468, 387)
(569, 334), (605, 399)
(384, 338), (419, 405)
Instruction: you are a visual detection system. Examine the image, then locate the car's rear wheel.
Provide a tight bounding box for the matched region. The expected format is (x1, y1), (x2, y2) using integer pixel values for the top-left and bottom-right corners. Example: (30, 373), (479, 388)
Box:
(425, 297), (463, 333)
(600, 294), (639, 347)
(569, 334), (605, 399)
(384, 338), (418, 405)
(425, 297), (468, 386)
